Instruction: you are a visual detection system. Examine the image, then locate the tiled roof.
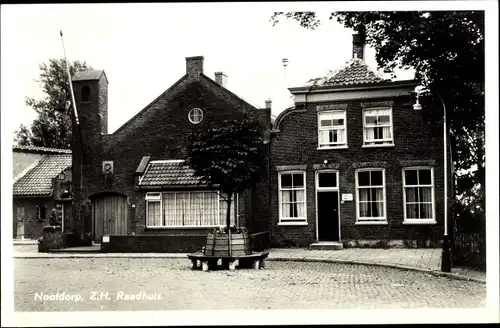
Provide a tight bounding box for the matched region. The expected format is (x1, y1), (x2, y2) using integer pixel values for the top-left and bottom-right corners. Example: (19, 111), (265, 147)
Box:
(138, 160), (201, 187)
(13, 154), (72, 196)
(306, 58), (389, 87)
(72, 70), (107, 82)
(13, 145), (71, 154)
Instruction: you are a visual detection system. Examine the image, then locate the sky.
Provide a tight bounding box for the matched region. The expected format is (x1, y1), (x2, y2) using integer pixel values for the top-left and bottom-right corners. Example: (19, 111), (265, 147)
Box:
(0, 2), (419, 134)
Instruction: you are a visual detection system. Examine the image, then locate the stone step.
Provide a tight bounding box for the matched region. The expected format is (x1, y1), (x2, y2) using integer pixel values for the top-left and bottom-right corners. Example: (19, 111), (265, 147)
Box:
(48, 245), (102, 253)
(309, 242), (344, 250)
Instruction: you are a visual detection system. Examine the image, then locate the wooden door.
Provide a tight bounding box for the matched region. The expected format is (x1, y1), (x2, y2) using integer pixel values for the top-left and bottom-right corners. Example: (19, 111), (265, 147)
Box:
(92, 195), (128, 243)
(317, 191), (340, 242)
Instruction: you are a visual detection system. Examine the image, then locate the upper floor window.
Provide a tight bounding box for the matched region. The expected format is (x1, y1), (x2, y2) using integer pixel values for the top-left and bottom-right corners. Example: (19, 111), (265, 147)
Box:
(363, 108), (393, 146)
(278, 171), (307, 225)
(355, 168), (386, 223)
(81, 86), (90, 102)
(403, 167), (435, 223)
(318, 110), (347, 148)
(188, 108), (203, 124)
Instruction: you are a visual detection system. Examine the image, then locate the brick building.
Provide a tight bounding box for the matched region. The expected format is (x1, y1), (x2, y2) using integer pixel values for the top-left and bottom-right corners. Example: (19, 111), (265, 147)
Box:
(70, 56), (271, 252)
(13, 145), (73, 239)
(269, 34), (452, 248)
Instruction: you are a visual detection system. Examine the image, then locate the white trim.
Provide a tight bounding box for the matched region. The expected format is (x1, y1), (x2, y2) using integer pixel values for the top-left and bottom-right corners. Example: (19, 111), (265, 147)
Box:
(278, 171), (307, 225)
(355, 221), (389, 225)
(292, 87), (414, 103)
(362, 144), (395, 148)
(362, 107), (394, 147)
(317, 110), (348, 149)
(149, 159), (184, 164)
(355, 168), (387, 223)
(61, 203), (65, 232)
(188, 108), (203, 124)
(402, 166), (436, 223)
(315, 170), (341, 242)
(278, 222), (308, 227)
(317, 145), (349, 150)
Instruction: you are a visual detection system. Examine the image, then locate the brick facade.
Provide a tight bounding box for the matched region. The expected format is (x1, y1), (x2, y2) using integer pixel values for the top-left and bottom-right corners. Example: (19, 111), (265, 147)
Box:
(71, 57), (271, 251)
(269, 89), (451, 248)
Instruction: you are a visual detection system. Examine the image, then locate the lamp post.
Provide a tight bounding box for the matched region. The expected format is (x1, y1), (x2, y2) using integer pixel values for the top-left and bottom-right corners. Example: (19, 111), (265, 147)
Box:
(413, 89), (451, 272)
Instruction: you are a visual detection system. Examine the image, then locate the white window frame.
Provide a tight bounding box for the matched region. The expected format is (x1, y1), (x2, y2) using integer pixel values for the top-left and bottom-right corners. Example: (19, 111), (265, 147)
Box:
(362, 107), (394, 147)
(402, 167), (436, 224)
(317, 110), (348, 149)
(145, 191), (237, 228)
(188, 108), (203, 124)
(278, 171), (308, 226)
(355, 168), (387, 224)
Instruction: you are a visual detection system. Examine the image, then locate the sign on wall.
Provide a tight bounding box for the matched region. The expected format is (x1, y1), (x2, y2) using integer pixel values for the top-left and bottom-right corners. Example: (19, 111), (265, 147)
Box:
(342, 194), (353, 202)
(102, 161), (114, 175)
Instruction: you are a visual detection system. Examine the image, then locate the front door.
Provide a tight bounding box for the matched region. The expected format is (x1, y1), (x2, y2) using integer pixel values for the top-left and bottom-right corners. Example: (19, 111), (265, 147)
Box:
(92, 195), (128, 243)
(317, 191), (339, 241)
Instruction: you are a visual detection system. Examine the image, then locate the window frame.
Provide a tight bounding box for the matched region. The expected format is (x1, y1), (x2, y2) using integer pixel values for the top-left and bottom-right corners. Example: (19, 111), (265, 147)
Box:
(278, 171), (308, 226)
(145, 191), (237, 228)
(355, 168), (387, 224)
(317, 110), (348, 149)
(402, 166), (436, 224)
(188, 108), (204, 124)
(362, 107), (394, 147)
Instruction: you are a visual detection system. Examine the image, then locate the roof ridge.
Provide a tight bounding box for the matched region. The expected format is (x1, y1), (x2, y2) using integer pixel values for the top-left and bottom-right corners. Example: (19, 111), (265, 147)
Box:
(13, 145), (72, 154)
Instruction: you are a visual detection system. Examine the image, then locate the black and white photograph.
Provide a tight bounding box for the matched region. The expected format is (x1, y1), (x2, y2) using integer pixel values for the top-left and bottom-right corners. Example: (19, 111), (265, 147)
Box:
(1, 1), (498, 326)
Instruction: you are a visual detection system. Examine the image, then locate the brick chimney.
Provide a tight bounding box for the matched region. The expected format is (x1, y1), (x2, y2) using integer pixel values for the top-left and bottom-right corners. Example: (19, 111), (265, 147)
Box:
(265, 99), (272, 109)
(214, 72), (227, 87)
(186, 56), (204, 75)
(352, 33), (365, 60)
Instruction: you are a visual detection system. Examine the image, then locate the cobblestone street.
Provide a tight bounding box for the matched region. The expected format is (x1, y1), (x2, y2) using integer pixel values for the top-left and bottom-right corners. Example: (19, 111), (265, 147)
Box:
(14, 258), (486, 311)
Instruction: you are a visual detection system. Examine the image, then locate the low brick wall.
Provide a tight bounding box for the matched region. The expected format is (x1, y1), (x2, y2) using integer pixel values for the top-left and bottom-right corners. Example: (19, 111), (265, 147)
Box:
(38, 226), (64, 252)
(250, 231), (271, 251)
(101, 235), (207, 253)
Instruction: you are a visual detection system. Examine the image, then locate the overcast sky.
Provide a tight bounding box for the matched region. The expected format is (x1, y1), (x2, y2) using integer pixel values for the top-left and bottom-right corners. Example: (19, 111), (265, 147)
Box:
(0, 2), (421, 135)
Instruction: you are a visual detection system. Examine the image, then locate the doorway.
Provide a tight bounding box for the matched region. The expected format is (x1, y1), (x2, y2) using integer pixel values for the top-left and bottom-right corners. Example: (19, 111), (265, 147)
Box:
(316, 171), (340, 242)
(92, 194), (128, 243)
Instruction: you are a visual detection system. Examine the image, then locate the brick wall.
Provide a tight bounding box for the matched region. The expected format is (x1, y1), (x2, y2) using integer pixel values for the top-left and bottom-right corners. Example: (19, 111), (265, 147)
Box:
(13, 198), (56, 239)
(72, 63), (270, 246)
(270, 94), (447, 247)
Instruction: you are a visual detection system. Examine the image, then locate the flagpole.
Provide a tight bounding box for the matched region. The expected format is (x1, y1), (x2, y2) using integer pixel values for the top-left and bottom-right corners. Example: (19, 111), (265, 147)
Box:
(60, 30), (79, 126)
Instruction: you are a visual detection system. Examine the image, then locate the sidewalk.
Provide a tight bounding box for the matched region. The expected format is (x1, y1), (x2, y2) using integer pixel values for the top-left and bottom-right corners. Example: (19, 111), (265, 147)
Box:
(13, 245), (486, 283)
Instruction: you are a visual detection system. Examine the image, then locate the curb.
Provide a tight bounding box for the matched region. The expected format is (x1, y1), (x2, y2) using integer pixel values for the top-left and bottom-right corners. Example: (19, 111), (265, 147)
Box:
(13, 253), (485, 284)
(266, 257), (486, 284)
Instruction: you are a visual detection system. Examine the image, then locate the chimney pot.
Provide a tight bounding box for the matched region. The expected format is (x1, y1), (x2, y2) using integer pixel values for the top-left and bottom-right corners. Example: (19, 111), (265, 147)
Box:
(265, 99), (272, 109)
(214, 72), (227, 88)
(186, 56), (204, 75)
(352, 33), (365, 60)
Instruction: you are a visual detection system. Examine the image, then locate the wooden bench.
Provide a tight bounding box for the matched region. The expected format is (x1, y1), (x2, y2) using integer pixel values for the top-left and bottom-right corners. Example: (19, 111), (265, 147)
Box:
(187, 252), (269, 271)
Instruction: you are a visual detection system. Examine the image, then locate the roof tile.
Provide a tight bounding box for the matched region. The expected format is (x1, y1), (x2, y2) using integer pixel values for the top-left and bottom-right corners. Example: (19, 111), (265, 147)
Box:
(13, 154), (72, 196)
(139, 160), (201, 186)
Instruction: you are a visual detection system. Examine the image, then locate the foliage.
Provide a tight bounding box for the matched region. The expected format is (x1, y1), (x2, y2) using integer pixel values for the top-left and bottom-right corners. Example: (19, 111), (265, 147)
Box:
(271, 11), (485, 216)
(184, 118), (265, 230)
(13, 58), (92, 149)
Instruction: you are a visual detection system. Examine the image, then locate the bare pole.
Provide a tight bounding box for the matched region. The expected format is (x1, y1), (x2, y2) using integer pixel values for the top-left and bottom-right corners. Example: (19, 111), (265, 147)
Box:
(60, 30), (79, 126)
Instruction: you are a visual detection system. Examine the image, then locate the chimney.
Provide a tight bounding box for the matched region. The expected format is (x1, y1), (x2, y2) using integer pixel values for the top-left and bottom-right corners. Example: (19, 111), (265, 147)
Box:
(352, 33), (365, 60)
(186, 56), (204, 75)
(214, 72), (227, 87)
(265, 99), (272, 109)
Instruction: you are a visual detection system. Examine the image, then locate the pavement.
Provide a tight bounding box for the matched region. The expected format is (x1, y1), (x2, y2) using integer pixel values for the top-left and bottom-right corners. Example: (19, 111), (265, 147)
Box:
(12, 244), (486, 284)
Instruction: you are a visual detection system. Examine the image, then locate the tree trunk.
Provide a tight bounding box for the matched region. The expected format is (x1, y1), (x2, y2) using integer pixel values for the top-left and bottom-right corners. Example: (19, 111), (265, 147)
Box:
(226, 192), (232, 231)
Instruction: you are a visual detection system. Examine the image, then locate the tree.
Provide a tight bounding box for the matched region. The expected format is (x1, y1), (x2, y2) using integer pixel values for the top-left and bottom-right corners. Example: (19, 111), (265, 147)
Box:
(13, 58), (93, 149)
(183, 118), (264, 231)
(271, 11), (485, 216)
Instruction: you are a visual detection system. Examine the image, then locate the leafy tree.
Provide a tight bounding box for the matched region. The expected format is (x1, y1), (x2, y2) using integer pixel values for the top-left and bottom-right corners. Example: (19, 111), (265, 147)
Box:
(271, 11), (485, 216)
(184, 118), (264, 231)
(14, 58), (93, 149)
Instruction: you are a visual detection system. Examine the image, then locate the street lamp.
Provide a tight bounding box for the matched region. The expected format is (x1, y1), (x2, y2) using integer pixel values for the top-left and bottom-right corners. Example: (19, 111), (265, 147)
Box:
(413, 88), (451, 272)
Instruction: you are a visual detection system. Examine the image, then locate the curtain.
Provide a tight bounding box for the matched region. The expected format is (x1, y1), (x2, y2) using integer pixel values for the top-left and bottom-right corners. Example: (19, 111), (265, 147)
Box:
(420, 187), (433, 219)
(282, 190), (291, 217)
(295, 190), (305, 217)
(163, 193), (176, 226)
(359, 189), (369, 217)
(147, 201), (161, 227)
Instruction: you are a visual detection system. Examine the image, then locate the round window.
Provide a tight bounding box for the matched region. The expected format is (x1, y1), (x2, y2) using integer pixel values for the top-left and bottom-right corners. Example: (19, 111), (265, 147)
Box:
(188, 108), (203, 124)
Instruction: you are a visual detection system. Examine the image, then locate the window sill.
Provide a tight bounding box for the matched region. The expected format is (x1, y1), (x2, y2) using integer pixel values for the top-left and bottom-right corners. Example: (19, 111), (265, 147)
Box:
(402, 220), (437, 225)
(355, 221), (388, 225)
(278, 222), (308, 227)
(362, 143), (395, 148)
(317, 145), (348, 150)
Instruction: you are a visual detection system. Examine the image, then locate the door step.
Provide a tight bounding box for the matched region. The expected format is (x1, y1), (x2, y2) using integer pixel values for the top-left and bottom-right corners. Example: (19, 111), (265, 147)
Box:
(309, 242), (343, 250)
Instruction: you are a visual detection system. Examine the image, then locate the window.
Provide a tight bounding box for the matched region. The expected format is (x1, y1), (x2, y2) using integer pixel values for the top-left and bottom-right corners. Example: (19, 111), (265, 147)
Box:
(317, 171), (338, 189)
(146, 191), (235, 228)
(188, 108), (203, 124)
(81, 86), (90, 102)
(36, 205), (47, 221)
(356, 169), (386, 222)
(363, 108), (393, 146)
(318, 111), (347, 148)
(279, 172), (307, 224)
(403, 167), (435, 223)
